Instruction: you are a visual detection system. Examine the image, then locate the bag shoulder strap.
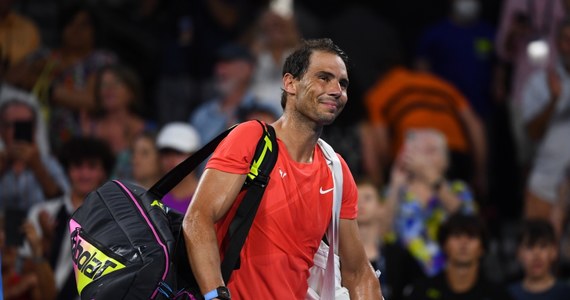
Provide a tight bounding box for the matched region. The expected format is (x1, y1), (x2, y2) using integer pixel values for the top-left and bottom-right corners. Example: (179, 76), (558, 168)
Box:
(317, 138), (344, 300)
(149, 124), (238, 198)
(220, 121), (278, 282)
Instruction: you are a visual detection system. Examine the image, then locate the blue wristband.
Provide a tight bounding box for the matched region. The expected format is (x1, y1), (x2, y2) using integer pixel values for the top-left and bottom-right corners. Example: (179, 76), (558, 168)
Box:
(203, 288), (219, 300)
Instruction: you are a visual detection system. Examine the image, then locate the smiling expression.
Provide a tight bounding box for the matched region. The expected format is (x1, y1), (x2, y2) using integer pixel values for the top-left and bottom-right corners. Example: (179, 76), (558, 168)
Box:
(285, 51), (349, 125)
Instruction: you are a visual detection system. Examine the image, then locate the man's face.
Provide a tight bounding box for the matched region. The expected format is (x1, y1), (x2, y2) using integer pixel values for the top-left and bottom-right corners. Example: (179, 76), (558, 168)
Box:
(215, 59), (253, 96)
(290, 51), (348, 125)
(0, 103), (35, 147)
(69, 160), (107, 197)
(518, 242), (557, 280)
(444, 233), (484, 267)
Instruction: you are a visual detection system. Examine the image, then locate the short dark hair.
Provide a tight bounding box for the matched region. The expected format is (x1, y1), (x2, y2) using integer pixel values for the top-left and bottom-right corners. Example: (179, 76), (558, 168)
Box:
(517, 219), (557, 248)
(280, 38), (349, 109)
(438, 213), (488, 250)
(59, 137), (115, 177)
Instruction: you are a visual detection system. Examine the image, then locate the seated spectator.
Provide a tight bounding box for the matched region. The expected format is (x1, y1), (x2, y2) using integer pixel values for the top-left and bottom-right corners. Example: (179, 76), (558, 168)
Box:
(190, 43), (277, 145)
(0, 97), (69, 213)
(5, 3), (116, 153)
(26, 137), (115, 300)
(84, 64), (154, 180)
(131, 132), (162, 190)
(0, 217), (56, 300)
(552, 165), (570, 273)
(405, 213), (512, 300)
(522, 18), (570, 220)
(250, 8), (299, 113)
(156, 123), (200, 213)
(508, 219), (570, 300)
(387, 129), (476, 277)
(365, 65), (486, 194)
(496, 0), (566, 168)
(356, 178), (422, 300)
(357, 179), (392, 297)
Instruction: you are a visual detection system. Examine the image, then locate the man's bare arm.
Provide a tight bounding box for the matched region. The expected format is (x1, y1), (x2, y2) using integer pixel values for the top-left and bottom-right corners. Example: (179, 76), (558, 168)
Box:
(182, 169), (247, 294)
(339, 219), (382, 300)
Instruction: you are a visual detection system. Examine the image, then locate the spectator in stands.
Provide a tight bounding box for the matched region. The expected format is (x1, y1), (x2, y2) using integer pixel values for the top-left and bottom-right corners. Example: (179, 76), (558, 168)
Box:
(190, 43), (275, 145)
(0, 217), (56, 300)
(357, 178), (413, 300)
(0, 97), (69, 213)
(5, 3), (116, 153)
(496, 0), (566, 168)
(387, 129), (476, 278)
(84, 64), (153, 180)
(364, 65), (487, 194)
(131, 132), (162, 190)
(405, 213), (512, 300)
(0, 0), (41, 74)
(250, 8), (299, 113)
(552, 165), (570, 272)
(508, 219), (570, 300)
(156, 123), (200, 213)
(521, 18), (570, 219)
(416, 0), (496, 121)
(26, 136), (115, 300)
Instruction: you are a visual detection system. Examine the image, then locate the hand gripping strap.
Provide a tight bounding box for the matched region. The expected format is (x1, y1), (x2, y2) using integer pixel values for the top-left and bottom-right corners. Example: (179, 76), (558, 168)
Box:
(316, 139), (343, 300)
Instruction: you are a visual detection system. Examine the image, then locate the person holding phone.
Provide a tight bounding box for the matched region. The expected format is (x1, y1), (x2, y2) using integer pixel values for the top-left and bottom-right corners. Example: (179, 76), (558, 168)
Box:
(0, 97), (69, 213)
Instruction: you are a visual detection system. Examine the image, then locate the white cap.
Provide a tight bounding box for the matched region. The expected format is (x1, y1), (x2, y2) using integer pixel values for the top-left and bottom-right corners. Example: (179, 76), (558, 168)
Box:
(156, 122), (200, 153)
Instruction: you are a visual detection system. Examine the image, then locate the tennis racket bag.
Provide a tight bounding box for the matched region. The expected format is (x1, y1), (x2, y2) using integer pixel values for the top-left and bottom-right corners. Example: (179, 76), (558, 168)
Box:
(69, 121), (278, 299)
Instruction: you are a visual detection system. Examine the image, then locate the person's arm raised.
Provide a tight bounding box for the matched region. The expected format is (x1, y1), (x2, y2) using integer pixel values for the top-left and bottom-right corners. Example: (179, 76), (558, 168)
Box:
(339, 219), (383, 300)
(182, 168), (247, 295)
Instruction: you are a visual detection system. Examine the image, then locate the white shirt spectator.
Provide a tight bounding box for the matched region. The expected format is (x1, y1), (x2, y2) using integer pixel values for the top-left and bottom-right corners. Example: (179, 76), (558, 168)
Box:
(522, 62), (570, 202)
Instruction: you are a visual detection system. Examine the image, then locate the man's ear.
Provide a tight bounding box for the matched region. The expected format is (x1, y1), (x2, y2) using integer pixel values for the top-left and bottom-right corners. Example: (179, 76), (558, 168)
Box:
(283, 73), (297, 96)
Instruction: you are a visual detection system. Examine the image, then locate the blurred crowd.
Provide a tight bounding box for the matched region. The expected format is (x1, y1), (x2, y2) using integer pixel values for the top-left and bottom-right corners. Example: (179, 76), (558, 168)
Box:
(1, 0), (570, 299)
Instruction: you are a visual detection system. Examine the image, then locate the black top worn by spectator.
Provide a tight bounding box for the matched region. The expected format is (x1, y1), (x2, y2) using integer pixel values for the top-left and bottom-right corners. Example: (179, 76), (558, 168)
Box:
(406, 272), (513, 300)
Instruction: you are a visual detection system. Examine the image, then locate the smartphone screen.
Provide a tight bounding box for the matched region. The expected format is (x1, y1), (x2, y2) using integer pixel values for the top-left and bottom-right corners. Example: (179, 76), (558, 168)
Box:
(13, 120), (33, 143)
(5, 207), (27, 246)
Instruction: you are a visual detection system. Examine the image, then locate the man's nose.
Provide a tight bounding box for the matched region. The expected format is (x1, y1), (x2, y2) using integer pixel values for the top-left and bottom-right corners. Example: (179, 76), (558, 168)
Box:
(327, 81), (342, 98)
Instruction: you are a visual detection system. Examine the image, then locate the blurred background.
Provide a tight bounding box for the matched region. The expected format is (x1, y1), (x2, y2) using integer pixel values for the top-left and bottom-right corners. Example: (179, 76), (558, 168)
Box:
(1, 0), (570, 299)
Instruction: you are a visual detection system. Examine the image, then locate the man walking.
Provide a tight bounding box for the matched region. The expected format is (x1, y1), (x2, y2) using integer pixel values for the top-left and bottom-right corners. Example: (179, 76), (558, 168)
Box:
(183, 39), (382, 299)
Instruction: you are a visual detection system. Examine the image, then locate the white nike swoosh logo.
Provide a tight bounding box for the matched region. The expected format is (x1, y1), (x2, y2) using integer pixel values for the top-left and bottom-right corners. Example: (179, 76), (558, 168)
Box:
(319, 187), (334, 194)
